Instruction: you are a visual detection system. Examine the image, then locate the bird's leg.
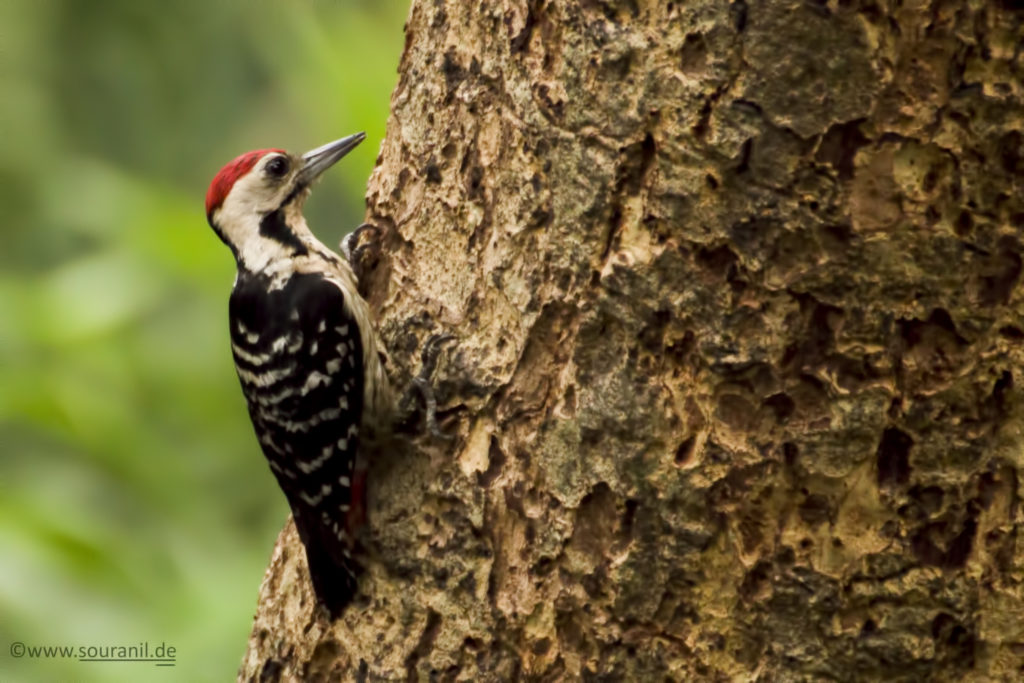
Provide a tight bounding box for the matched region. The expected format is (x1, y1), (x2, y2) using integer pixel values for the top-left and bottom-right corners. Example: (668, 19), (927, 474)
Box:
(395, 333), (455, 440)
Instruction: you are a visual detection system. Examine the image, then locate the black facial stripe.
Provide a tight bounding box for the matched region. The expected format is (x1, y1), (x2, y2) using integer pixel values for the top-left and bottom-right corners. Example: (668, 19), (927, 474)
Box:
(259, 205), (309, 256)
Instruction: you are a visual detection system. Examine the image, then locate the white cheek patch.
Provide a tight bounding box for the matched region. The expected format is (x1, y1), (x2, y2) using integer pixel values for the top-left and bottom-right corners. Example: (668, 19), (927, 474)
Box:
(216, 170), (307, 273)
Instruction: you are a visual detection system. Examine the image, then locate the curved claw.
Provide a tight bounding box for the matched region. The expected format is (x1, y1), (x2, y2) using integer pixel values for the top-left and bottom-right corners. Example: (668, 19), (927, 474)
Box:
(340, 223), (380, 264)
(420, 333), (455, 372)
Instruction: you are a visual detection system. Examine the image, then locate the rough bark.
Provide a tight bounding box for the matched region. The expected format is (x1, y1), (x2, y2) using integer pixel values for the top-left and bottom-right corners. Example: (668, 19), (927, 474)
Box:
(240, 1), (1024, 680)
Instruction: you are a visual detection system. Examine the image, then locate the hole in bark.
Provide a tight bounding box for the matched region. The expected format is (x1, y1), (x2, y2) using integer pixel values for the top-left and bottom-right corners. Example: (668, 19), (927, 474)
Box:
(738, 560), (771, 601)
(510, 0), (541, 53)
(730, 0), (748, 31)
(261, 655), (289, 682)
(674, 436), (695, 465)
(978, 470), (999, 510)
(621, 499), (639, 541)
(466, 165), (484, 197)
(695, 244), (738, 278)
(978, 237), (1022, 306)
(999, 130), (1023, 175)
(816, 119), (868, 181)
(478, 438), (506, 488)
(441, 49), (466, 97)
(876, 427), (913, 488)
(900, 308), (964, 347)
(954, 210), (973, 236)
(764, 393), (795, 422)
(990, 371), (1013, 415)
(533, 556), (555, 576)
(783, 442), (799, 467)
(640, 309), (671, 352)
(912, 517), (978, 569)
(735, 138), (753, 174)
(423, 156), (442, 184)
(999, 325), (1024, 340)
(817, 223), (854, 259)
(931, 613), (977, 666)
(666, 331), (695, 370)
(641, 132), (657, 177)
(680, 32), (707, 73)
(887, 396), (902, 419)
(931, 613), (957, 640)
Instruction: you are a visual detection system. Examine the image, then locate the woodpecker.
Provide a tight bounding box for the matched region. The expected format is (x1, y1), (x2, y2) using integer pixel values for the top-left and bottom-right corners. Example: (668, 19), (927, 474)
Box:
(205, 134), (389, 617)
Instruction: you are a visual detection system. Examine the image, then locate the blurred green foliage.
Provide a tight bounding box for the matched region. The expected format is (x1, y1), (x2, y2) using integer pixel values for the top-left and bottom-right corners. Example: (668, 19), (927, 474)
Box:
(0, 1), (408, 680)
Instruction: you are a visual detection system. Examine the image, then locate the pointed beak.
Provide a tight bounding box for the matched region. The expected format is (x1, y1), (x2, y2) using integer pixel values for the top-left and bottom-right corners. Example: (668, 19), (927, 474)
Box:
(297, 133), (366, 185)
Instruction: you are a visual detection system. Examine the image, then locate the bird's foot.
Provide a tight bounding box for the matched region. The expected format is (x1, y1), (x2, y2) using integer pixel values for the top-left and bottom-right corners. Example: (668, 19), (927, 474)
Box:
(396, 333), (455, 440)
(340, 223), (382, 286)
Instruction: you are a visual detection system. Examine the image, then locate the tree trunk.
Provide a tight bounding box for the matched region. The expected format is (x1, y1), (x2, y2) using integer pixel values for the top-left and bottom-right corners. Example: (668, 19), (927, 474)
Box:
(239, 1), (1024, 680)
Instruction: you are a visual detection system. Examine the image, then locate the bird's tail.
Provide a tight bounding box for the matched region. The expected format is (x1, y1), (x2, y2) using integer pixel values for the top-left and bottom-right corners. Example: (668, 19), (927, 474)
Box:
(292, 510), (361, 618)
(304, 538), (360, 619)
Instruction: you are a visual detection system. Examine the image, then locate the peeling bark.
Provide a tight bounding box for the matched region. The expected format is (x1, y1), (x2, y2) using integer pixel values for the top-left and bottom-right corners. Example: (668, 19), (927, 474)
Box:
(240, 1), (1024, 680)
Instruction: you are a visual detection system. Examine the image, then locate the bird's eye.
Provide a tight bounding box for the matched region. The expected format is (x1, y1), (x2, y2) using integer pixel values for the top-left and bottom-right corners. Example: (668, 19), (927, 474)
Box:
(265, 156), (289, 178)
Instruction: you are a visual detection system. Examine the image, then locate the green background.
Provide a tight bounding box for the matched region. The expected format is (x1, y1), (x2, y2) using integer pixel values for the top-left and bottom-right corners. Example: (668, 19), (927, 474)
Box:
(1, 1), (408, 680)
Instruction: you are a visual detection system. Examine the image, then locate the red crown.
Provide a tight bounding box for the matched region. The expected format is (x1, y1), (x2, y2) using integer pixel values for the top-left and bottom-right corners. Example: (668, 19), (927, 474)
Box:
(205, 149), (286, 217)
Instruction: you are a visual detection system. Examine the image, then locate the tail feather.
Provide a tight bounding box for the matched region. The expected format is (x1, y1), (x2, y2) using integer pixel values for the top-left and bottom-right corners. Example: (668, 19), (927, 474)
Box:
(305, 539), (359, 618)
(292, 509), (361, 618)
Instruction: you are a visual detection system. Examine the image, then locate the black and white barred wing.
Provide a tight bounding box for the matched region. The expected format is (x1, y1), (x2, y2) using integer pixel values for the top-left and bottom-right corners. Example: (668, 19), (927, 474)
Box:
(228, 271), (365, 614)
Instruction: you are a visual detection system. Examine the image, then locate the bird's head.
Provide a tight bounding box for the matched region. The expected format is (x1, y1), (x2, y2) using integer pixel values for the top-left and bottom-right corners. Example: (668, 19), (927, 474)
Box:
(205, 133), (365, 269)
